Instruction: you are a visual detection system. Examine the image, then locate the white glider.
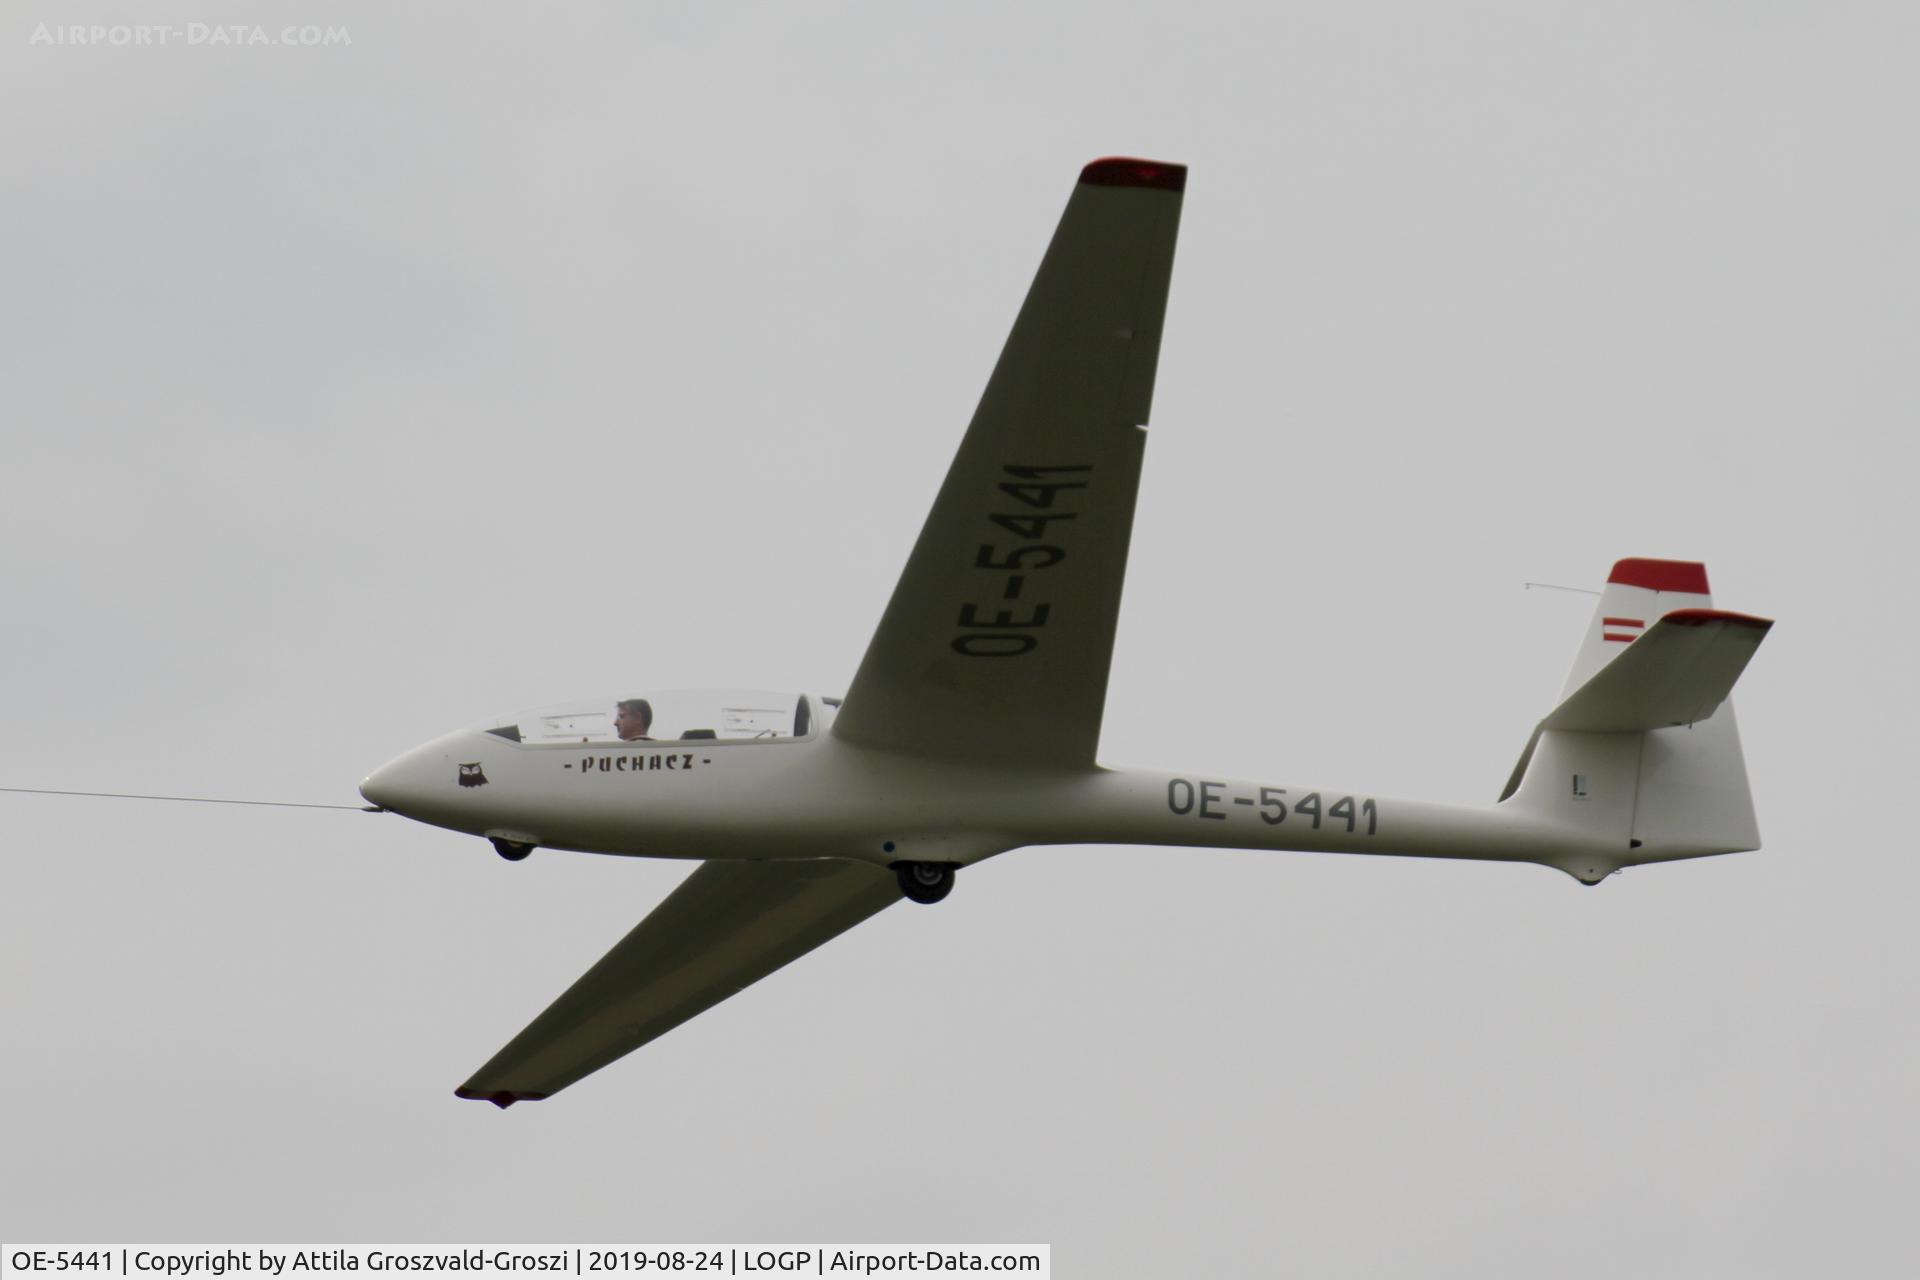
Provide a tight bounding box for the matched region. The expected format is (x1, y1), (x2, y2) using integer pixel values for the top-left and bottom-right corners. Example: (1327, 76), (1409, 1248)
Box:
(360, 159), (1772, 1107)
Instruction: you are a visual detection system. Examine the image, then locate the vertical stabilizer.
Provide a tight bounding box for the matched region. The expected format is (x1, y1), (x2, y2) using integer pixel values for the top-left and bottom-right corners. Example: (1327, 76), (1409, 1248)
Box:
(1503, 558), (1769, 882)
(1560, 558), (1713, 697)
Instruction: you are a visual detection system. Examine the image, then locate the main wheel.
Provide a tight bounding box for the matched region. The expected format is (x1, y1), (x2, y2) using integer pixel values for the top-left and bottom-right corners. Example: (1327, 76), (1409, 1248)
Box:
(490, 837), (534, 862)
(894, 860), (955, 904)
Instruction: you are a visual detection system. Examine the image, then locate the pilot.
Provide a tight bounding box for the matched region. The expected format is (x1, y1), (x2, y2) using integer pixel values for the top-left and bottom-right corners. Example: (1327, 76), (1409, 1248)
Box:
(614, 698), (655, 742)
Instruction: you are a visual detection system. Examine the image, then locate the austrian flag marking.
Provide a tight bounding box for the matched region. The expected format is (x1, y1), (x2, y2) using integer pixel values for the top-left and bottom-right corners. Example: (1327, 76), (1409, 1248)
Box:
(1602, 616), (1645, 644)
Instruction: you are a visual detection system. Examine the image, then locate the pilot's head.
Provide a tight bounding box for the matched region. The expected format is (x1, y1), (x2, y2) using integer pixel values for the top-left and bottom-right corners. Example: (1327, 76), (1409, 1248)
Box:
(614, 698), (654, 741)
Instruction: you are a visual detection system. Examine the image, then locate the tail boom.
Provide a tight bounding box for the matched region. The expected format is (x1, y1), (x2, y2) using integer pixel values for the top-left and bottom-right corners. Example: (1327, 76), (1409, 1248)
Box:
(1065, 768), (1653, 886)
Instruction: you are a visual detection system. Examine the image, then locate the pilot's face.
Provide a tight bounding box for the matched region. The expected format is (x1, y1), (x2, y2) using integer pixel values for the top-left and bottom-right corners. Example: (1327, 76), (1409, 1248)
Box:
(614, 706), (648, 740)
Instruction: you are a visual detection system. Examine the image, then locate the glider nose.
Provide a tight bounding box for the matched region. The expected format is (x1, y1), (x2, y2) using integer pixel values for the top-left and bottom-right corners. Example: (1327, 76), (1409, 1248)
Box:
(359, 730), (499, 835)
(359, 743), (438, 816)
(358, 757), (404, 813)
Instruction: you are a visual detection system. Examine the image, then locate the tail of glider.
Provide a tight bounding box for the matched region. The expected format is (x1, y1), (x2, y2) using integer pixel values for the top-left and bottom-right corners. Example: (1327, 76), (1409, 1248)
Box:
(1500, 558), (1772, 882)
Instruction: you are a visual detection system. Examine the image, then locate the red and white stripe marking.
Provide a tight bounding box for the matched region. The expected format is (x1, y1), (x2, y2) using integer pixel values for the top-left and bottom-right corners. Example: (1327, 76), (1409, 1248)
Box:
(1602, 616), (1645, 644)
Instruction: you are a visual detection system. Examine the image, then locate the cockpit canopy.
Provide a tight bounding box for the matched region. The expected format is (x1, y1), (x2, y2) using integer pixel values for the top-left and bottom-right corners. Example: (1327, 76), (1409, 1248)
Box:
(482, 689), (827, 745)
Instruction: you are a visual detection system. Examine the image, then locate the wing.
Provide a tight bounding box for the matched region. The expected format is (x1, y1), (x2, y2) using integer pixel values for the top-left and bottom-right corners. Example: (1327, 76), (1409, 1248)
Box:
(832, 158), (1186, 769)
(455, 858), (902, 1106)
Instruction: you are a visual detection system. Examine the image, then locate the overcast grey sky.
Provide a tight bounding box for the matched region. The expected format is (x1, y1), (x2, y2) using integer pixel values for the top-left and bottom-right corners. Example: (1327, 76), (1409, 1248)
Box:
(4, 1), (1917, 1273)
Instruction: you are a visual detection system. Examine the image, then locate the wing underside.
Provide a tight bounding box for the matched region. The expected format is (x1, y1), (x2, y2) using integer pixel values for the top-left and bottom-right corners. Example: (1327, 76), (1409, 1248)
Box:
(1543, 609), (1773, 732)
(832, 159), (1186, 769)
(456, 858), (902, 1106)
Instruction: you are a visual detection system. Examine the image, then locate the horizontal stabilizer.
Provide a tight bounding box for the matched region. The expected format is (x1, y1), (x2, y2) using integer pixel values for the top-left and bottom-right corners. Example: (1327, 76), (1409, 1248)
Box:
(1541, 609), (1772, 733)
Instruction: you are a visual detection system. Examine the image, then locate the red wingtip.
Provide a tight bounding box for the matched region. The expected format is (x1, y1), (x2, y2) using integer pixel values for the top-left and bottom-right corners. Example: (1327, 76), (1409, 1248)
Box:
(1608, 558), (1710, 595)
(1080, 157), (1187, 192)
(1660, 608), (1774, 631)
(455, 1086), (549, 1109)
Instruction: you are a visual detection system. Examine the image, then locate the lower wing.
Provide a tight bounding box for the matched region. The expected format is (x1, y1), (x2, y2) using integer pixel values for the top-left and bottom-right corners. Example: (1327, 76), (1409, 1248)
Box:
(456, 857), (902, 1106)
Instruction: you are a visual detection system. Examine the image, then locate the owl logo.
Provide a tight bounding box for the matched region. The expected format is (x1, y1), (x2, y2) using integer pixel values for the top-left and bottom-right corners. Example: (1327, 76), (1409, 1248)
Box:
(458, 763), (489, 788)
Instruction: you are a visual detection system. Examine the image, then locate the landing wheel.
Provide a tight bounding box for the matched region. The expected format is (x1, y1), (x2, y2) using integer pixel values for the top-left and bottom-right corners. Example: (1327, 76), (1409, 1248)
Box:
(490, 837), (534, 862)
(894, 860), (955, 905)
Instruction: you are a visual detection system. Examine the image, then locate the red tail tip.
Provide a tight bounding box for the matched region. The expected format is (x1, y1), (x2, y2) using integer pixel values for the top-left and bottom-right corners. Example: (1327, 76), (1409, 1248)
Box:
(1608, 558), (1710, 595)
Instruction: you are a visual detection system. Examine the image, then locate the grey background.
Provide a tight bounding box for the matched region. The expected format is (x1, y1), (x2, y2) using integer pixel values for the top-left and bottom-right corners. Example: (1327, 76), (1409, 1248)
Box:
(3, 2), (1914, 1273)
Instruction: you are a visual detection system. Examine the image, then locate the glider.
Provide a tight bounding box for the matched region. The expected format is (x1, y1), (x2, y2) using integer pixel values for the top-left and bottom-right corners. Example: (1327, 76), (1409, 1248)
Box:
(359, 158), (1773, 1106)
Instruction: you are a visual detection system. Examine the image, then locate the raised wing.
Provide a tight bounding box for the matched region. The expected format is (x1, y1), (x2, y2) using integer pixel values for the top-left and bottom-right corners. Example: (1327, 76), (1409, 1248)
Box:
(832, 158), (1186, 769)
(455, 858), (902, 1106)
